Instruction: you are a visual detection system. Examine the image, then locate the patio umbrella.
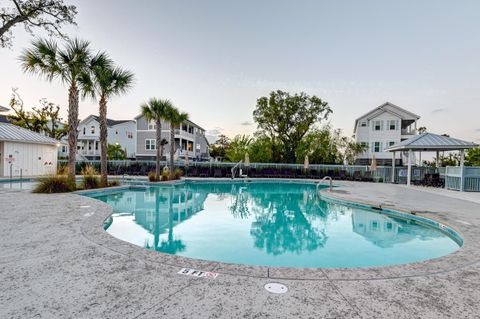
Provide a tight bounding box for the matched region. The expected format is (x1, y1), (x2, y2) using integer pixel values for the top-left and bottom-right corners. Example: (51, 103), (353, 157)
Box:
(304, 155), (309, 170)
(370, 155), (377, 172)
(184, 152), (189, 166)
(244, 153), (250, 167)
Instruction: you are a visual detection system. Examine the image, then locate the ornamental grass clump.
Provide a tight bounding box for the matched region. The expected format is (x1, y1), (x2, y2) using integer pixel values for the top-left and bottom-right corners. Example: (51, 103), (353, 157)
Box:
(81, 165), (100, 189)
(33, 175), (76, 193)
(148, 171), (159, 182)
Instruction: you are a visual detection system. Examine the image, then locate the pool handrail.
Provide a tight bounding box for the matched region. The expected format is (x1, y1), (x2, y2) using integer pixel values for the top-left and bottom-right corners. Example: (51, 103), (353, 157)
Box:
(231, 160), (243, 179)
(317, 176), (333, 194)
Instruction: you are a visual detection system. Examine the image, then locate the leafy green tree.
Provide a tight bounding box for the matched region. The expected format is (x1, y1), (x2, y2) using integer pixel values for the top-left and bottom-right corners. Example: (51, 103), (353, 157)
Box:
(466, 148), (480, 166)
(296, 127), (342, 164)
(209, 134), (230, 160)
(8, 88), (67, 139)
(141, 98), (172, 180)
(225, 134), (252, 162)
(20, 38), (92, 179)
(248, 134), (274, 163)
(253, 90), (332, 163)
(1, 0), (77, 48)
(81, 52), (134, 186)
(339, 136), (368, 165)
(164, 104), (189, 179)
(107, 143), (126, 160)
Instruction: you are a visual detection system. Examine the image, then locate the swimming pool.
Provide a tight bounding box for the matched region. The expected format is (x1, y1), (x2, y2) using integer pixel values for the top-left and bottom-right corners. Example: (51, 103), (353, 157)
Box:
(87, 180), (462, 268)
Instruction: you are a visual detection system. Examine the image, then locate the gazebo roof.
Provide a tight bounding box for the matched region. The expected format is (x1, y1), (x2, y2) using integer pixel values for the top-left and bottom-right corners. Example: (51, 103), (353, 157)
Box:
(385, 133), (478, 152)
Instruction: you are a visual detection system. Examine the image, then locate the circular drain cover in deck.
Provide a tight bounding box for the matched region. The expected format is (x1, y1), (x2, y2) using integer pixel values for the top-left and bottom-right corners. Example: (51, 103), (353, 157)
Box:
(264, 283), (288, 294)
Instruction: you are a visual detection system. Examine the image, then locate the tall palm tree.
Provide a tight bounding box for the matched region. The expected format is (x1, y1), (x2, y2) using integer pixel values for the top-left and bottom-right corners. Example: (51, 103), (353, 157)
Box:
(165, 105), (189, 179)
(20, 38), (92, 180)
(80, 52), (134, 186)
(140, 98), (173, 180)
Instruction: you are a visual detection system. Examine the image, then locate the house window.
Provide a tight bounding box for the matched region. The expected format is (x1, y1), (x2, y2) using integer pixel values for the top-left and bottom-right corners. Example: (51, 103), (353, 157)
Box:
(148, 121), (156, 130)
(145, 139), (156, 150)
(388, 141), (396, 147)
(90, 126), (95, 134)
(360, 121), (367, 127)
(83, 127), (86, 135)
(373, 142), (382, 152)
(115, 130), (118, 135)
(373, 120), (382, 131)
(388, 120), (397, 130)
(360, 142), (368, 151)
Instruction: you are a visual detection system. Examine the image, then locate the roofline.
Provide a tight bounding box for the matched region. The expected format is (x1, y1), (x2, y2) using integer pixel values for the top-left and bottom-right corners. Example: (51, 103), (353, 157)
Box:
(0, 138), (60, 146)
(134, 114), (206, 131)
(385, 145), (478, 152)
(353, 102), (421, 133)
(80, 115), (135, 127)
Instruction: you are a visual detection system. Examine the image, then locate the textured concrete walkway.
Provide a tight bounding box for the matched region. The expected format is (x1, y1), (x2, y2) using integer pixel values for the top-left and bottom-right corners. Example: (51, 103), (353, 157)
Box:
(1, 182), (480, 318)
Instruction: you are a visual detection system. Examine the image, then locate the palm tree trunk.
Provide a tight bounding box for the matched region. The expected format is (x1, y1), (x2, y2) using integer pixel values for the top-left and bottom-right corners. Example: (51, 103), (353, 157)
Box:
(155, 119), (162, 180)
(99, 96), (108, 186)
(169, 123), (175, 179)
(67, 83), (79, 181)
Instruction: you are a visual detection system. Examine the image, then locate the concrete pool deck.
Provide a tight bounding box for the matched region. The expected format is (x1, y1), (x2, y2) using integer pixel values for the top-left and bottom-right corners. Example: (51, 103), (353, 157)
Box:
(1, 181), (480, 318)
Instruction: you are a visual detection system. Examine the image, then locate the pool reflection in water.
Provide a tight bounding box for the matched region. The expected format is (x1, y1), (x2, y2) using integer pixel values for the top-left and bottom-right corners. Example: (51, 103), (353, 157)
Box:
(90, 182), (460, 268)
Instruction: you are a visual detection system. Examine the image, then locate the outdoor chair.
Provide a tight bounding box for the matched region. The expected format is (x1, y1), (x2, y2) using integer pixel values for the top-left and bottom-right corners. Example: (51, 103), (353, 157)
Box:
(338, 170), (348, 180)
(362, 171), (374, 182)
(199, 167), (210, 177)
(282, 169), (295, 178)
(308, 169), (318, 179)
(352, 171), (362, 181)
(213, 168), (223, 178)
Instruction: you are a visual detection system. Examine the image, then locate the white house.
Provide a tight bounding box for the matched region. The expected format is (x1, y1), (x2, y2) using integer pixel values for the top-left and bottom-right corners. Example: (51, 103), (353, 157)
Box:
(353, 102), (420, 165)
(77, 115), (136, 160)
(0, 123), (59, 177)
(135, 114), (210, 161)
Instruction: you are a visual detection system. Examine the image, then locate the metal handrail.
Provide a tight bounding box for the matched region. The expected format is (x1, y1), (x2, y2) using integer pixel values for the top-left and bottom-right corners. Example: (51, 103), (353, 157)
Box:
(231, 160), (243, 179)
(316, 176), (333, 195)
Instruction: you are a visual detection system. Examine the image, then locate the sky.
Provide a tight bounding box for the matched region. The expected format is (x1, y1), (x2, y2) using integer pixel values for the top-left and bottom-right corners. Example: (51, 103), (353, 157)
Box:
(1, 0), (480, 143)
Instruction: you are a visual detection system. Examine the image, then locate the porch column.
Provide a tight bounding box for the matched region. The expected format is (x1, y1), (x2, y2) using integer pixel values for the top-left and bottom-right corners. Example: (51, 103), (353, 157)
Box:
(419, 151), (422, 166)
(407, 149), (412, 186)
(391, 151), (396, 183)
(436, 150), (440, 168)
(460, 149), (465, 192)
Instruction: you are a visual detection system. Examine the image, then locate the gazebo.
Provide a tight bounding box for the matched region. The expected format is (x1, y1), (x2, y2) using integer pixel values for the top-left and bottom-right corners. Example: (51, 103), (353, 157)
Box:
(384, 133), (478, 191)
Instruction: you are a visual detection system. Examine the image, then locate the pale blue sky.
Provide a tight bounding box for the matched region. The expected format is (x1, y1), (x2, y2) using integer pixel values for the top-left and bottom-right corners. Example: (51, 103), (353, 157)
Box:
(1, 0), (479, 142)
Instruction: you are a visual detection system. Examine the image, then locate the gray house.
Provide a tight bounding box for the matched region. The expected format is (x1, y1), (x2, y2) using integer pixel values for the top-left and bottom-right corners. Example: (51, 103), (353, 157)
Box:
(135, 114), (210, 161)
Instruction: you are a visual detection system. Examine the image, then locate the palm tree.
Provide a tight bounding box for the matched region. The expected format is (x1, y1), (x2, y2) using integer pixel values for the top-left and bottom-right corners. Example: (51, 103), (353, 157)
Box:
(20, 38), (92, 180)
(164, 105), (189, 179)
(80, 52), (134, 186)
(140, 98), (173, 180)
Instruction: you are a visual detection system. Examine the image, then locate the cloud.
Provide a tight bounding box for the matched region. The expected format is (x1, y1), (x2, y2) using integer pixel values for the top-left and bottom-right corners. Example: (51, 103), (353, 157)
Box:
(206, 127), (224, 136)
(475, 128), (480, 132)
(240, 121), (252, 126)
(430, 108), (446, 115)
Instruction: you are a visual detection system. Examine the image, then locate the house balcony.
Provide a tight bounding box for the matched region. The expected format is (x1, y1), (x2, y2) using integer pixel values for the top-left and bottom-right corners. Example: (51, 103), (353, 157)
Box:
(78, 149), (100, 157)
(174, 129), (195, 140)
(401, 128), (416, 136)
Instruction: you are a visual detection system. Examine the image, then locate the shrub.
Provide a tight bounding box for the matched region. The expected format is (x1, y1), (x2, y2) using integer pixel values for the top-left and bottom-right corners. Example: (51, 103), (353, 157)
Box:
(81, 164), (100, 189)
(148, 171), (159, 182)
(33, 175), (76, 193)
(57, 164), (69, 175)
(161, 170), (170, 181)
(108, 180), (120, 187)
(82, 175), (100, 189)
(173, 168), (183, 180)
(81, 165), (98, 176)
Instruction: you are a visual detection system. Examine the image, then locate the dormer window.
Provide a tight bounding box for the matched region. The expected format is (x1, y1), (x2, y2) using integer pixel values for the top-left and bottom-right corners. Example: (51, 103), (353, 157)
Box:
(360, 121), (367, 127)
(90, 126), (95, 134)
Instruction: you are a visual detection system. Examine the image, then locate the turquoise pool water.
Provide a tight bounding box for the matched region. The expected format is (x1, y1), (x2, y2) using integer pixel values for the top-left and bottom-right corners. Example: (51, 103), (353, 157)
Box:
(88, 181), (461, 268)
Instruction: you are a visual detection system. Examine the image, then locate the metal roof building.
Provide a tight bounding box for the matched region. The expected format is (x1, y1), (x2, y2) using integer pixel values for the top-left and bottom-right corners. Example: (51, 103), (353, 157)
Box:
(0, 123), (60, 177)
(385, 133), (479, 191)
(0, 123), (59, 145)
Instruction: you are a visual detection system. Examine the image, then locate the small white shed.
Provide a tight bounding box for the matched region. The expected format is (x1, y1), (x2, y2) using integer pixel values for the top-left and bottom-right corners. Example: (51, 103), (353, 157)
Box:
(0, 123), (60, 177)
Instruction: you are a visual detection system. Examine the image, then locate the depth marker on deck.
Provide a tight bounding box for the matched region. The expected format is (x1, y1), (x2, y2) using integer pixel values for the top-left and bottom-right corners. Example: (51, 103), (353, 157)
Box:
(178, 268), (218, 279)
